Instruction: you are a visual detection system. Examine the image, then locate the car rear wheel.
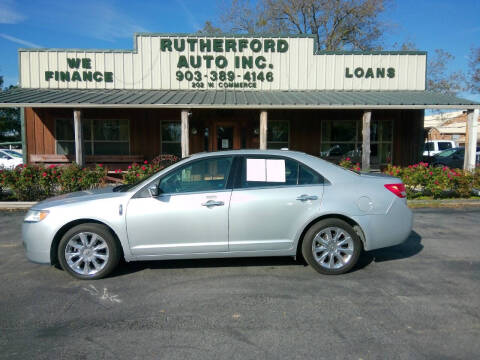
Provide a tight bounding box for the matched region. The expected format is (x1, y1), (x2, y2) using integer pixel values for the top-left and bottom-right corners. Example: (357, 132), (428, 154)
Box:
(58, 223), (120, 280)
(302, 219), (362, 275)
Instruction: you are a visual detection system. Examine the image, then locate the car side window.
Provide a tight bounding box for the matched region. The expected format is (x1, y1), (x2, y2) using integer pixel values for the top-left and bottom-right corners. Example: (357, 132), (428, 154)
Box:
(239, 157), (322, 189)
(438, 142), (452, 150)
(424, 142), (434, 151)
(298, 164), (322, 185)
(158, 156), (233, 194)
(0, 152), (11, 160)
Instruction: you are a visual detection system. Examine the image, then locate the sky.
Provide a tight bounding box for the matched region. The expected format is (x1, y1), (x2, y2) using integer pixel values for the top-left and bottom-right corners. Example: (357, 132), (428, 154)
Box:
(0, 0), (479, 101)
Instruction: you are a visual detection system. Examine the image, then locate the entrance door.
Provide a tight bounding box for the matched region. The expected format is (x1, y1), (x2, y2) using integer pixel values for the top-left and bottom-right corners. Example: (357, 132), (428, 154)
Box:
(214, 122), (240, 151)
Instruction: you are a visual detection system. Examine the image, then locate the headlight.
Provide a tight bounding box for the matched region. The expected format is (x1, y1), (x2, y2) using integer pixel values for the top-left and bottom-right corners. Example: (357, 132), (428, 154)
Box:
(24, 210), (49, 223)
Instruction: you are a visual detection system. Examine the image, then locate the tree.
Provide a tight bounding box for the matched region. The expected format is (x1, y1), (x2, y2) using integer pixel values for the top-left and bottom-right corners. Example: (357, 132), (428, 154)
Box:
(196, 21), (224, 35)
(467, 46), (480, 94)
(0, 76), (21, 143)
(390, 43), (465, 96)
(207, 0), (390, 51)
(426, 49), (465, 96)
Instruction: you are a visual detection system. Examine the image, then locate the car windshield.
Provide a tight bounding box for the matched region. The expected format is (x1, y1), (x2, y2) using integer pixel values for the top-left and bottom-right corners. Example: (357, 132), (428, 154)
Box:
(436, 148), (460, 158)
(112, 160), (179, 192)
(113, 171), (161, 192)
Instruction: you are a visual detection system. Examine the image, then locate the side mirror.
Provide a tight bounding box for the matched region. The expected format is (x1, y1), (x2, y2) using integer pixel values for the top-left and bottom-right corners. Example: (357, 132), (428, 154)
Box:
(148, 185), (159, 197)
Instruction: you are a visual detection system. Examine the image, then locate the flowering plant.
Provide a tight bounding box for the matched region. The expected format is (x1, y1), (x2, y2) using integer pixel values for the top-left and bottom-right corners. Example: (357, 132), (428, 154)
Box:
(122, 155), (179, 184)
(384, 162), (478, 199)
(339, 157), (361, 171)
(1, 164), (107, 201)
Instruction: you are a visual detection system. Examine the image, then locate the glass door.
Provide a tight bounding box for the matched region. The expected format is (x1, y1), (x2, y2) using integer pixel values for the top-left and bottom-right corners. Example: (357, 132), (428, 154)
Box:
(214, 122), (240, 151)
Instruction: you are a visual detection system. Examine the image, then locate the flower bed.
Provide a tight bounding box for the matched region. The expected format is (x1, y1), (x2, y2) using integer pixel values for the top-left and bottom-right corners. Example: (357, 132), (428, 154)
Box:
(1, 156), (478, 202)
(0, 155), (180, 201)
(339, 158), (480, 199)
(1, 164), (107, 201)
(122, 155), (179, 184)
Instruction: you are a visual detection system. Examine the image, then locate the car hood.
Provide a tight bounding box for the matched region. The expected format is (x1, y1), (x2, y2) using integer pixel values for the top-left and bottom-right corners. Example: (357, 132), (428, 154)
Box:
(33, 186), (129, 210)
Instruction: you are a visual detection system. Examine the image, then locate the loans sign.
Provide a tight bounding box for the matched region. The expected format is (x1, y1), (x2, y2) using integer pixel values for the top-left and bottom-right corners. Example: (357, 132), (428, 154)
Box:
(19, 34), (427, 91)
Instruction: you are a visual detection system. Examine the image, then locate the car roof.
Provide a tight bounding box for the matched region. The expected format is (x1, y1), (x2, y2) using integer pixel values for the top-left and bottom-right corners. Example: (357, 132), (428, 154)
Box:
(188, 149), (320, 163)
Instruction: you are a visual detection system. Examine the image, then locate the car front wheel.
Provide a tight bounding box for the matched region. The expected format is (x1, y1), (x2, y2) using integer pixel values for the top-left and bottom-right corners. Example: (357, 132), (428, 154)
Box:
(58, 223), (120, 280)
(302, 219), (362, 275)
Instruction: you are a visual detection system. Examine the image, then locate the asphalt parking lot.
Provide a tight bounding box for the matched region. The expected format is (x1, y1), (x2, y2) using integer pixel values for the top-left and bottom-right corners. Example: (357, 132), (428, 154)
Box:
(1, 208), (479, 360)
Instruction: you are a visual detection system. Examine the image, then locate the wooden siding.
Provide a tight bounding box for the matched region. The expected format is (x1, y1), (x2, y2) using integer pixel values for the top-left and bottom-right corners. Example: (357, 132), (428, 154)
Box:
(25, 107), (423, 166)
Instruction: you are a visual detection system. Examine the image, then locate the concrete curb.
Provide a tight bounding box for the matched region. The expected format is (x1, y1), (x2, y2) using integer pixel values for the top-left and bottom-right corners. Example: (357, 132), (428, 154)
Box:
(407, 199), (480, 208)
(0, 202), (37, 210)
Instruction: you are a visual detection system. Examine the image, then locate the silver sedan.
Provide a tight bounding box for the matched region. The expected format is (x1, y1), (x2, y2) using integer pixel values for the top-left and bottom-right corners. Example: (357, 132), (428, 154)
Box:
(23, 150), (413, 279)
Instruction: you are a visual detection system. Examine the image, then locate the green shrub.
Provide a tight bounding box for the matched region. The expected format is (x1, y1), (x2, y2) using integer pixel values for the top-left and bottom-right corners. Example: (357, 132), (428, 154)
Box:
(2, 165), (55, 201)
(1, 164), (107, 201)
(384, 163), (477, 199)
(122, 156), (179, 185)
(339, 157), (361, 171)
(57, 164), (107, 193)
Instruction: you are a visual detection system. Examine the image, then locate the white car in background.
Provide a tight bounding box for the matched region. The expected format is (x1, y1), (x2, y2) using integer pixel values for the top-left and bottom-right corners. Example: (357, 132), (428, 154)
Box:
(0, 149), (23, 169)
(423, 140), (456, 157)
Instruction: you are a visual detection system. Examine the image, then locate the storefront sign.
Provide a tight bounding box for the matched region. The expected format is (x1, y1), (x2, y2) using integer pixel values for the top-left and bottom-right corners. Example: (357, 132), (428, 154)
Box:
(19, 34), (426, 91)
(44, 58), (114, 83)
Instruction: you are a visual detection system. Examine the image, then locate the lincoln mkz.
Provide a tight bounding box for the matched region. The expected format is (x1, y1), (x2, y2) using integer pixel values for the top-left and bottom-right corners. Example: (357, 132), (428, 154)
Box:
(23, 150), (413, 279)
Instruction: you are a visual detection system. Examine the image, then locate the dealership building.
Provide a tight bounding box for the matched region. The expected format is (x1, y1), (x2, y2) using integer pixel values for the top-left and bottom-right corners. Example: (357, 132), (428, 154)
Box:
(0, 33), (478, 170)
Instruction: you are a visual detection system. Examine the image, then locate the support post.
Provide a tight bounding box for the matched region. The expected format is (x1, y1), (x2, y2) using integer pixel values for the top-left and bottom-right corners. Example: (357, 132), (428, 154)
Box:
(362, 110), (372, 171)
(73, 109), (84, 167)
(259, 110), (267, 150)
(181, 109), (189, 158)
(20, 108), (27, 164)
(464, 109), (479, 171)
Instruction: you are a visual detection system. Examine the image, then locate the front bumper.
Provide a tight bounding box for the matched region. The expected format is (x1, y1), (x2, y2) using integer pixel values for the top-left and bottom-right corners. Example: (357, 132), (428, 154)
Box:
(22, 220), (56, 264)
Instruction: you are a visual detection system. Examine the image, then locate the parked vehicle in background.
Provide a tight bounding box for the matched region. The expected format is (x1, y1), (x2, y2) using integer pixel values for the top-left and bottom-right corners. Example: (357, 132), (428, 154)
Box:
(431, 147), (480, 169)
(22, 150), (413, 280)
(0, 149), (23, 169)
(423, 140), (456, 158)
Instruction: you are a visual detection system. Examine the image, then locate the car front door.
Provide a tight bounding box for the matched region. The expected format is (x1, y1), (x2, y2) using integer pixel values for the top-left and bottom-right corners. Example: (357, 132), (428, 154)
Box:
(126, 156), (234, 256)
(228, 156), (324, 252)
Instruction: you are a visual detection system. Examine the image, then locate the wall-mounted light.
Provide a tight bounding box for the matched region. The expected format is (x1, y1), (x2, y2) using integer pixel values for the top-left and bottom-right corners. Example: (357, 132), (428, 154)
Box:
(191, 127), (198, 135)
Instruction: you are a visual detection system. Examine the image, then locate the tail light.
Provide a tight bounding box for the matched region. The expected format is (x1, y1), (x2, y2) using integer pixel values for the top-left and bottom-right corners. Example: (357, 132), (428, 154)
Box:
(384, 183), (407, 198)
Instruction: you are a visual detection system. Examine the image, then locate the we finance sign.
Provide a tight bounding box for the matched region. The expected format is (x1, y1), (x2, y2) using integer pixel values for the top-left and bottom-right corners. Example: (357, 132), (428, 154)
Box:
(19, 34), (427, 91)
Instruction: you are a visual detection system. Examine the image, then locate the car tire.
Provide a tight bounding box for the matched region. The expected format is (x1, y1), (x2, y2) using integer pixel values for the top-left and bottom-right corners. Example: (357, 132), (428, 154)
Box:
(57, 223), (120, 280)
(302, 219), (362, 275)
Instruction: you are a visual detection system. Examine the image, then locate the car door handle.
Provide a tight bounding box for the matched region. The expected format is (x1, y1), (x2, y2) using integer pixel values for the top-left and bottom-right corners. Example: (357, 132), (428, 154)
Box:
(296, 194), (318, 201)
(201, 200), (225, 207)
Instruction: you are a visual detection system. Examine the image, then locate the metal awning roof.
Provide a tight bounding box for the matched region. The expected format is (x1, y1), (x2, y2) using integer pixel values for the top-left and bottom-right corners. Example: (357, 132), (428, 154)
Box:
(0, 88), (478, 109)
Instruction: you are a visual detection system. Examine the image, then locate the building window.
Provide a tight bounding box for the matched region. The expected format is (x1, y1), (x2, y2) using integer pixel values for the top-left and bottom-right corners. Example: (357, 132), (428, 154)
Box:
(161, 121), (181, 157)
(55, 118), (130, 156)
(370, 119), (393, 166)
(267, 120), (289, 149)
(56, 118), (75, 155)
(321, 119), (360, 162)
(320, 118), (393, 168)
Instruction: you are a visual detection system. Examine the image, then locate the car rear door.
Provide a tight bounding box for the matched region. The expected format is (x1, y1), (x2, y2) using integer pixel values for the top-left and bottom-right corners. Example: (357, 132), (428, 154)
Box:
(126, 156), (234, 256)
(228, 156), (324, 252)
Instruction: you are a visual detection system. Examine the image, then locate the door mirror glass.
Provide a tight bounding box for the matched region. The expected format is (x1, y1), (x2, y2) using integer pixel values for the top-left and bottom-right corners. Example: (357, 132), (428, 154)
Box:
(148, 185), (159, 197)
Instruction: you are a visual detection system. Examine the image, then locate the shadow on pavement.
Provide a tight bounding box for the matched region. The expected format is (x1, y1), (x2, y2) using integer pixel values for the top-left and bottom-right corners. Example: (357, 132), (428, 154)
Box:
(113, 256), (304, 277)
(112, 231), (422, 278)
(354, 230), (423, 270)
